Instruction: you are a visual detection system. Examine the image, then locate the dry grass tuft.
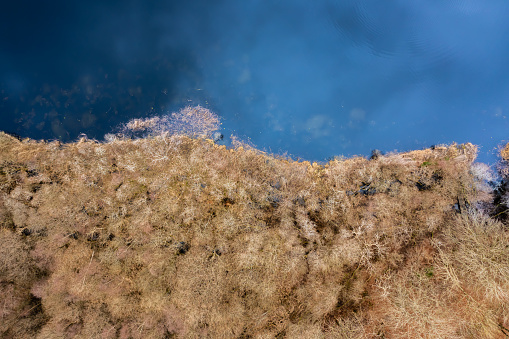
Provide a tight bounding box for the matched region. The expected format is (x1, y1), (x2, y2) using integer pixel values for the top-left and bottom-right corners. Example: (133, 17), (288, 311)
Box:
(121, 105), (221, 140)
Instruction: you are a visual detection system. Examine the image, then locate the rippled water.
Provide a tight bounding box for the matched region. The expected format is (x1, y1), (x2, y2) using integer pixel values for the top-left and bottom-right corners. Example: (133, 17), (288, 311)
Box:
(1, 0), (508, 164)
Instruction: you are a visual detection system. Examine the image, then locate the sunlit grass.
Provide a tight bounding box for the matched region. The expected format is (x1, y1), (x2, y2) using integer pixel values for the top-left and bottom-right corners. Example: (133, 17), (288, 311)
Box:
(0, 111), (508, 337)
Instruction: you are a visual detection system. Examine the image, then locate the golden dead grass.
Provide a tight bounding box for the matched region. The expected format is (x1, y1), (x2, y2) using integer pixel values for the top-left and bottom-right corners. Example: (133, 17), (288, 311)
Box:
(0, 130), (508, 338)
(501, 143), (509, 162)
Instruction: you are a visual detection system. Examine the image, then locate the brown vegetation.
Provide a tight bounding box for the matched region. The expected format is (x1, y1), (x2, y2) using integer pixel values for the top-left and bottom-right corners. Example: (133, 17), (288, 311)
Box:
(0, 125), (508, 338)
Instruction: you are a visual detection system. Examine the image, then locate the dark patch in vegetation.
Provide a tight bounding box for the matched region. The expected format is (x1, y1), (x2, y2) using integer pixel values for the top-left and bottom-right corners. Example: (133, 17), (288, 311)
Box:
(492, 180), (509, 223)
(359, 182), (377, 195)
(370, 149), (383, 160)
(267, 193), (282, 208)
(416, 180), (431, 191)
(87, 231), (100, 241)
(176, 241), (190, 255)
(67, 231), (80, 239)
(222, 197), (234, 207)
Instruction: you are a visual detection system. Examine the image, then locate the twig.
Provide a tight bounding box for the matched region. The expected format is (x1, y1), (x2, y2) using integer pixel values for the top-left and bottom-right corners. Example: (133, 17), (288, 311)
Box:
(79, 251), (95, 292)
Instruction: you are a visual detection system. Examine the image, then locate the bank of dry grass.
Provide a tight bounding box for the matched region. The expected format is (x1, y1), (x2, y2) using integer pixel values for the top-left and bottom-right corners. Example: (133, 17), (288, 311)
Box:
(0, 131), (508, 338)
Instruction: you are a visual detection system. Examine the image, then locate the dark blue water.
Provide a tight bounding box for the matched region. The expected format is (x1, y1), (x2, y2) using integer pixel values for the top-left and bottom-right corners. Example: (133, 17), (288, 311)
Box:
(2, 0), (509, 164)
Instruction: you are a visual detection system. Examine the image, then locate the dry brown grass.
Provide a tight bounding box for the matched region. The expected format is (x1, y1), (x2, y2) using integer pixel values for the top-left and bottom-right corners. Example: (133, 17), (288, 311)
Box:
(499, 142), (509, 180)
(0, 127), (508, 338)
(501, 143), (509, 162)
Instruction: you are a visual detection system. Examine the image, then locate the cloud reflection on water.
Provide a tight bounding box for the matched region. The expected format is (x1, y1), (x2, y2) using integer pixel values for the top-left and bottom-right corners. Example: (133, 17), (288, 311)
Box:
(1, 0), (509, 163)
